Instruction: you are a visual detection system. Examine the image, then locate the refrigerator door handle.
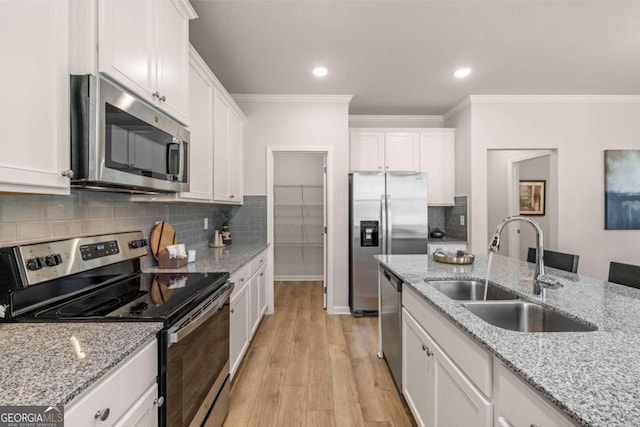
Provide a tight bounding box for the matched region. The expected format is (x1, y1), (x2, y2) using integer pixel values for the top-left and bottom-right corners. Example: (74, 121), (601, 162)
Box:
(380, 194), (387, 254)
(386, 195), (392, 255)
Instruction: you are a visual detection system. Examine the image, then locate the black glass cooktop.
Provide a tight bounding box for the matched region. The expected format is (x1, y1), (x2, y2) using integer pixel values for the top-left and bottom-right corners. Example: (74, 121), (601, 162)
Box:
(27, 272), (229, 326)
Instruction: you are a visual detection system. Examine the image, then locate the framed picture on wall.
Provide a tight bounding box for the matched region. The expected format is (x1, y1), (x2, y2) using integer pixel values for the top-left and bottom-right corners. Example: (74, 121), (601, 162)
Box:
(605, 150), (640, 230)
(519, 180), (546, 216)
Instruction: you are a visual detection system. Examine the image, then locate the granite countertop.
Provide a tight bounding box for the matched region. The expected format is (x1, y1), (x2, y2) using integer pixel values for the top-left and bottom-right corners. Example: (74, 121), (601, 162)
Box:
(376, 253), (640, 427)
(0, 322), (162, 406)
(144, 242), (268, 274)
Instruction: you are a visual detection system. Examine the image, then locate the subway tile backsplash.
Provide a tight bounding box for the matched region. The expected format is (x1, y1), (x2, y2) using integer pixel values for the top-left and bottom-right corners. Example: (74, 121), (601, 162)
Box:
(0, 191), (267, 268)
(428, 196), (468, 241)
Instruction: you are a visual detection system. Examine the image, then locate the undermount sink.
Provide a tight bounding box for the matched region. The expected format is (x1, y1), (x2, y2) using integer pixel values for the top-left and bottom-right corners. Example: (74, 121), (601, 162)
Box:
(426, 280), (519, 301)
(460, 301), (597, 333)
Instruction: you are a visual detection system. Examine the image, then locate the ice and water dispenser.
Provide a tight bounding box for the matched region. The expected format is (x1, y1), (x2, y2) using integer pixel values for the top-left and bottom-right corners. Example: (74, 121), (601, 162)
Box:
(360, 220), (379, 247)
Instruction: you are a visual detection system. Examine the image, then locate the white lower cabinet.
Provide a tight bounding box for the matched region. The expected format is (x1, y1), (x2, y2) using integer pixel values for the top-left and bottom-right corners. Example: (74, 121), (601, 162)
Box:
(65, 339), (158, 427)
(494, 361), (576, 427)
(230, 249), (269, 380)
(403, 308), (492, 427)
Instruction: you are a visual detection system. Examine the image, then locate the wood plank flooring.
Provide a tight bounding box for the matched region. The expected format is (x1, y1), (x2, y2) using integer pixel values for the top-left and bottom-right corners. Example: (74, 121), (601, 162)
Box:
(224, 281), (417, 427)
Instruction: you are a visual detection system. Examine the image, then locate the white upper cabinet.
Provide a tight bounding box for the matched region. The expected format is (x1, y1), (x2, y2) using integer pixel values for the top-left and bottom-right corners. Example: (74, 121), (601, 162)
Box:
(350, 131), (385, 171)
(75, 0), (196, 125)
(0, 0), (70, 195)
(213, 88), (245, 204)
(385, 132), (420, 172)
(350, 130), (419, 172)
(419, 129), (456, 205)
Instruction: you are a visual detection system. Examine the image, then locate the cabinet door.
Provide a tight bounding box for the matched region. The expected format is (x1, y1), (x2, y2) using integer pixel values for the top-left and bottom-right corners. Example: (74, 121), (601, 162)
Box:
(249, 274), (260, 336)
(230, 284), (249, 380)
(494, 362), (576, 427)
(113, 383), (158, 427)
(350, 131), (384, 172)
(385, 132), (420, 172)
(155, 0), (189, 124)
(419, 130), (455, 205)
(0, 0), (70, 194)
(258, 266), (267, 315)
(431, 334), (493, 427)
(402, 308), (433, 427)
(99, 0), (154, 100)
(183, 52), (214, 200)
(213, 89), (231, 202)
(227, 109), (244, 203)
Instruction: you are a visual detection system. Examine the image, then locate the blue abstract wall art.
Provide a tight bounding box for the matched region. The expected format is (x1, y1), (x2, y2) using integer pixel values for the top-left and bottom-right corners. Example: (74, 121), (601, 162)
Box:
(605, 150), (640, 230)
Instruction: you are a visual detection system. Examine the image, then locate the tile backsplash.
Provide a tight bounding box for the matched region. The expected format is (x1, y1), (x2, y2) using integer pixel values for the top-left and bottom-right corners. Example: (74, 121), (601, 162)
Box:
(0, 191), (267, 268)
(428, 195), (468, 241)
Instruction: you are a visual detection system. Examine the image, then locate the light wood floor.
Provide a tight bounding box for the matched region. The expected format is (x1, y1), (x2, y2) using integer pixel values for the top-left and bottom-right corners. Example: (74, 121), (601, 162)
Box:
(223, 281), (417, 427)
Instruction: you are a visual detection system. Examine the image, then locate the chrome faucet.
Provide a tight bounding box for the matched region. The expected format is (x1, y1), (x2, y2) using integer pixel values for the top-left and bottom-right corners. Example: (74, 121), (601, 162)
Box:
(488, 216), (562, 297)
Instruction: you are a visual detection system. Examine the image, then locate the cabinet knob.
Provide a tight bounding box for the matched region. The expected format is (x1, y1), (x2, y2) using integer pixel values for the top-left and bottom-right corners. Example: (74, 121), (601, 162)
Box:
(231, 308), (235, 314)
(94, 408), (110, 421)
(61, 169), (74, 179)
(260, 272), (264, 276)
(152, 91), (160, 99)
(230, 195), (235, 198)
(159, 95), (166, 102)
(426, 348), (433, 357)
(421, 344), (427, 352)
(154, 396), (165, 407)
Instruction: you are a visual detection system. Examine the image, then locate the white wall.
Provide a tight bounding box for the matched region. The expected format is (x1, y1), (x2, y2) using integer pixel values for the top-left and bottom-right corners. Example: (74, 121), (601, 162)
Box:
(273, 153), (324, 186)
(468, 97), (640, 280)
(234, 96), (351, 312)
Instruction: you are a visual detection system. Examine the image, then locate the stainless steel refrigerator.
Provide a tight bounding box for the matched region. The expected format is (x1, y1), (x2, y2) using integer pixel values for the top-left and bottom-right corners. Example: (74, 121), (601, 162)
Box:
(349, 172), (429, 315)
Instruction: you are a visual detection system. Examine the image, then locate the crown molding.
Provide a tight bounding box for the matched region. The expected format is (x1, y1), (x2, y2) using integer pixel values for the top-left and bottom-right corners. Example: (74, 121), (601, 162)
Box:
(469, 95), (640, 103)
(443, 97), (472, 121)
(231, 94), (354, 104)
(172, 0), (197, 20)
(348, 115), (443, 124)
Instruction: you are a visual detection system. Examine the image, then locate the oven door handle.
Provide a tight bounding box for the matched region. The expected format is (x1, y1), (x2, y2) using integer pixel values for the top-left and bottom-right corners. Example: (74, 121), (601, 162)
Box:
(168, 282), (233, 346)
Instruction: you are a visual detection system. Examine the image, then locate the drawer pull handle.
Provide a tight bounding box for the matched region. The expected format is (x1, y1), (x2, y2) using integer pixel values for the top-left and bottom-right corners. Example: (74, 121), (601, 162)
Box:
(426, 348), (433, 357)
(95, 408), (110, 421)
(421, 344), (427, 351)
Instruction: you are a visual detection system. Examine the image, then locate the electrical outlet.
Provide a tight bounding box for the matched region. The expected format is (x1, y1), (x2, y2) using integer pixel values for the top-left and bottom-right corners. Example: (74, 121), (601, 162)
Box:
(204, 218), (209, 230)
(155, 221), (162, 225)
(460, 215), (465, 226)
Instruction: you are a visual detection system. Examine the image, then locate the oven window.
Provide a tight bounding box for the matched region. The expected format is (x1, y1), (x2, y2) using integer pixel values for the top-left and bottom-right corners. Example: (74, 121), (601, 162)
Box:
(105, 103), (180, 180)
(167, 301), (229, 427)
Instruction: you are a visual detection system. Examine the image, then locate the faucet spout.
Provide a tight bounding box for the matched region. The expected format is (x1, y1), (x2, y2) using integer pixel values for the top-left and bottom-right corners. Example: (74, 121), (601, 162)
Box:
(488, 215), (562, 296)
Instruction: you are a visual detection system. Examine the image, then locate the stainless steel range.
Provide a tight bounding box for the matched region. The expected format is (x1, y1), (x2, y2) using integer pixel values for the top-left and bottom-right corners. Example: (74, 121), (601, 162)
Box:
(0, 231), (232, 427)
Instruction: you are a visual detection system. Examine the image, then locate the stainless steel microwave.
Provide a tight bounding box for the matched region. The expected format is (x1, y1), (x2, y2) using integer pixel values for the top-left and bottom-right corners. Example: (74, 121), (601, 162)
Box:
(70, 75), (189, 193)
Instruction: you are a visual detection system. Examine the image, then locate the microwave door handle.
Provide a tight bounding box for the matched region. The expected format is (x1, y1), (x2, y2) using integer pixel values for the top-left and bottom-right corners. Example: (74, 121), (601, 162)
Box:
(168, 283), (233, 345)
(166, 142), (180, 177)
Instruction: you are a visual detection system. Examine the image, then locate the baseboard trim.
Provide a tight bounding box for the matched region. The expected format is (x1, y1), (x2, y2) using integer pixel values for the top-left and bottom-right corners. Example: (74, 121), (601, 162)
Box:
(332, 306), (352, 315)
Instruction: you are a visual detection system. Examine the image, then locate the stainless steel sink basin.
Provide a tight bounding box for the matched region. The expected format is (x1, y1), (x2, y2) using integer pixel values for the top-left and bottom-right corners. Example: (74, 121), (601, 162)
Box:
(426, 280), (519, 301)
(460, 301), (597, 332)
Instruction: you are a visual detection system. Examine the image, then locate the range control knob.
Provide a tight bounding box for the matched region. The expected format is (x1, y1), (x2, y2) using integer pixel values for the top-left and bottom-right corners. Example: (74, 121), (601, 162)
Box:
(26, 258), (44, 271)
(44, 254), (63, 267)
(129, 239), (148, 249)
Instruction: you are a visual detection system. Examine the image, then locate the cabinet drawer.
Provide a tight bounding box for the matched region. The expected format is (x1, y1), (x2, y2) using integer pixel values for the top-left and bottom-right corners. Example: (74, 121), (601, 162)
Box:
(249, 250), (267, 277)
(230, 264), (249, 301)
(65, 339), (157, 427)
(494, 361), (576, 427)
(403, 286), (492, 397)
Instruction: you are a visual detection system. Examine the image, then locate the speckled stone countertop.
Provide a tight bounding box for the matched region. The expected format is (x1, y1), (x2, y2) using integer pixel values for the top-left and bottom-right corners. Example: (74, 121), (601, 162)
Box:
(376, 253), (640, 427)
(144, 243), (268, 274)
(0, 322), (162, 406)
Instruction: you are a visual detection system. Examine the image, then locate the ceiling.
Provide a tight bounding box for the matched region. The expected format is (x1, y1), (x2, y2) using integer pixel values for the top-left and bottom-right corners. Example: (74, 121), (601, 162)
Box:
(189, 1), (640, 115)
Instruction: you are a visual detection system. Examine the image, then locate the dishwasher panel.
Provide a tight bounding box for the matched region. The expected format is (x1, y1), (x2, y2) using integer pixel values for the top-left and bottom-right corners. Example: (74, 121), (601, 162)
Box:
(380, 265), (402, 391)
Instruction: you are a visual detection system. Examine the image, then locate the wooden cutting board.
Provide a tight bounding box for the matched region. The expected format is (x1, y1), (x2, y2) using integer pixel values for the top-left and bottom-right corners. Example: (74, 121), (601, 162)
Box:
(149, 222), (178, 261)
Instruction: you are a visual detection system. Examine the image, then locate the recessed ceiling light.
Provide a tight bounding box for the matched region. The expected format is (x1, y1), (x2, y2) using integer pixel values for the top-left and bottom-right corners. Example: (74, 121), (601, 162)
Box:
(312, 66), (328, 77)
(454, 68), (471, 78)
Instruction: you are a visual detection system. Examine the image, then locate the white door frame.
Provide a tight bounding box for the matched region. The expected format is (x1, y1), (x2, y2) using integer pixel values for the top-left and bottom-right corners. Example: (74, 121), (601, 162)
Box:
(506, 150), (555, 259)
(266, 146), (334, 314)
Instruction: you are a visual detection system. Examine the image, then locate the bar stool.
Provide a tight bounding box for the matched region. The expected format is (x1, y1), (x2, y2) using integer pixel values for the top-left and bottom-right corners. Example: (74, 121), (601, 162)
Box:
(608, 261), (640, 289)
(527, 248), (580, 274)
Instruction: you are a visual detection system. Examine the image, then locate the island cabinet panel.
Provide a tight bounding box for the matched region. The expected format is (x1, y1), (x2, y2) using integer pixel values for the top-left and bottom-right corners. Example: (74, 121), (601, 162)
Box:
(403, 286), (493, 397)
(403, 308), (492, 427)
(493, 360), (577, 427)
